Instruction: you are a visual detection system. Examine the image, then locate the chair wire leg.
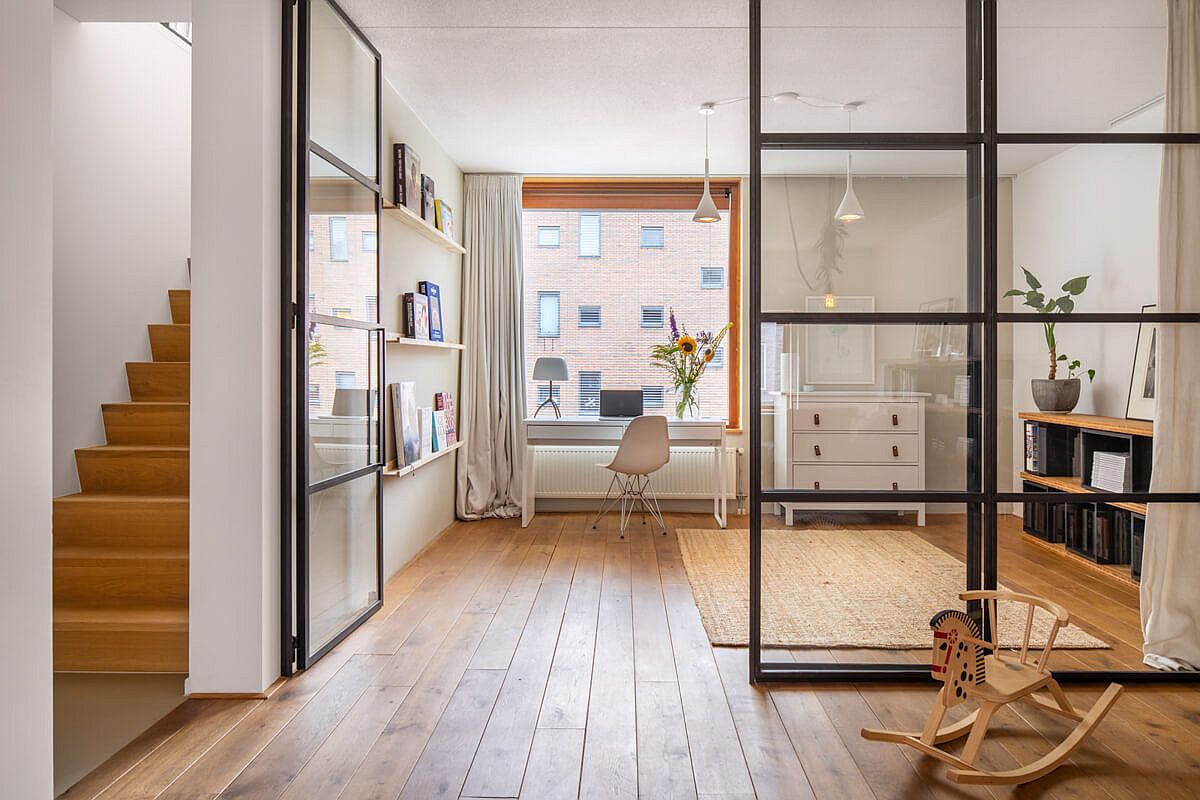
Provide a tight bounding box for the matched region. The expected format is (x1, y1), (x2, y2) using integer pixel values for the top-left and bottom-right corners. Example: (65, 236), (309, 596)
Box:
(591, 473), (621, 530)
(617, 475), (633, 539)
(645, 478), (668, 534)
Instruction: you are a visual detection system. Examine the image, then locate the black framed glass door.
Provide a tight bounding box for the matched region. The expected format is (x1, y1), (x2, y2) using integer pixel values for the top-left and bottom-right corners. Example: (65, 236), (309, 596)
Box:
(748, 0), (1200, 683)
(283, 0), (384, 673)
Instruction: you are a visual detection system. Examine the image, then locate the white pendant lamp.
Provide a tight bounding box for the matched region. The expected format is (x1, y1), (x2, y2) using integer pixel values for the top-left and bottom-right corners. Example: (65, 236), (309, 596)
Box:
(835, 104), (865, 222)
(694, 104), (721, 223)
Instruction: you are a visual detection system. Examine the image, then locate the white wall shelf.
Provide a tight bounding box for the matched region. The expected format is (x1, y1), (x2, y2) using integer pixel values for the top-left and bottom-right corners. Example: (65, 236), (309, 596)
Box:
(383, 201), (466, 255)
(383, 438), (465, 478)
(384, 333), (466, 351)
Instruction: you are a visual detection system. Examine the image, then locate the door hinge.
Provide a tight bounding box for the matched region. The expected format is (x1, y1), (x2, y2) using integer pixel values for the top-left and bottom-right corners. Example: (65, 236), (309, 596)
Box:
(290, 635), (299, 656)
(291, 301), (298, 330)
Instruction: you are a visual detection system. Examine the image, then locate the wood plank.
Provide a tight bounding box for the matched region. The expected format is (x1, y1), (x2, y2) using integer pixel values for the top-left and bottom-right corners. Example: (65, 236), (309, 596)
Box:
(148, 323), (190, 363)
(661, 583), (755, 797)
(520, 727), (586, 800)
(75, 445), (188, 496)
(168, 289), (190, 324)
(219, 653), (388, 799)
(635, 681), (697, 800)
(631, 527), (677, 683)
(54, 547), (187, 608)
(397, 669), (505, 800)
(54, 608), (187, 673)
(102, 402), (189, 446)
(579, 593), (638, 800)
(538, 532), (604, 730)
(770, 687), (874, 800)
(461, 581), (571, 797)
(1018, 411), (1152, 438)
(339, 611), (494, 800)
(53, 494), (187, 550)
(126, 361), (188, 402)
(277, 685), (410, 800)
(711, 648), (815, 800)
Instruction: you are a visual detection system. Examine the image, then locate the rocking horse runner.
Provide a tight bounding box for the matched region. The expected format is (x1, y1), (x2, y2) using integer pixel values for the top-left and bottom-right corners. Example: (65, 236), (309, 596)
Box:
(862, 591), (1124, 785)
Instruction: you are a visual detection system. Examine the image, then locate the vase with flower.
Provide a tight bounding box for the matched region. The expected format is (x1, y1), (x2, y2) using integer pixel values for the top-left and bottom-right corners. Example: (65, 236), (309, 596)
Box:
(650, 308), (733, 419)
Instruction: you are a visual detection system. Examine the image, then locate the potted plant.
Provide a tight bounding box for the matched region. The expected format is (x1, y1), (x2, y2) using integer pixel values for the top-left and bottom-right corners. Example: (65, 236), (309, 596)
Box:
(1005, 268), (1096, 413)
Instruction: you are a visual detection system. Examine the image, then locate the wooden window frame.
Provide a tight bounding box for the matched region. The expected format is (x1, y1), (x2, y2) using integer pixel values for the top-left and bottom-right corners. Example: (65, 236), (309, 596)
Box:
(523, 178), (742, 431)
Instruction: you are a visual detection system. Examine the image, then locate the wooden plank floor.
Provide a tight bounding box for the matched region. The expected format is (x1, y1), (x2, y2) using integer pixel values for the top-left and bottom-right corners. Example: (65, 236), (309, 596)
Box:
(62, 513), (1200, 799)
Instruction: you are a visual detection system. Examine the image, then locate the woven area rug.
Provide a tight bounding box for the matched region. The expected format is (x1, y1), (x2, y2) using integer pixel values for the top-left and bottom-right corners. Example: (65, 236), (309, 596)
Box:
(677, 529), (1109, 649)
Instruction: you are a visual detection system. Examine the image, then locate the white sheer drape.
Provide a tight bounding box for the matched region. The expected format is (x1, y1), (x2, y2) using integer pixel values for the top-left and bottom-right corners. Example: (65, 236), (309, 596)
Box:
(1141, 0), (1200, 671)
(456, 174), (526, 519)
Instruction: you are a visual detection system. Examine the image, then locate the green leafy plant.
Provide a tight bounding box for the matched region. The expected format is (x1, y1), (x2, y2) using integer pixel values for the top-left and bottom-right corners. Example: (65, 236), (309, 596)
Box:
(1004, 268), (1095, 382)
(308, 339), (327, 369)
(650, 309), (733, 418)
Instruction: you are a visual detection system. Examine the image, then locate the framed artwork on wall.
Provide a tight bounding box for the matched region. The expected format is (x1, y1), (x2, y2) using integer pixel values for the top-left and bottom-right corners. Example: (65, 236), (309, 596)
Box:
(1126, 303), (1157, 422)
(804, 295), (875, 384)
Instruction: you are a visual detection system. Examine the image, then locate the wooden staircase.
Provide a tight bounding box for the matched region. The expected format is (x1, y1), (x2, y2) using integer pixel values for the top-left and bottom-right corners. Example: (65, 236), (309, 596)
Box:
(53, 289), (190, 673)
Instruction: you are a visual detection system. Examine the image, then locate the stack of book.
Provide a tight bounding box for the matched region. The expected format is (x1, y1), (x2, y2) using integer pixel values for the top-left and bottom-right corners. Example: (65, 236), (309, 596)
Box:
(1091, 451), (1132, 492)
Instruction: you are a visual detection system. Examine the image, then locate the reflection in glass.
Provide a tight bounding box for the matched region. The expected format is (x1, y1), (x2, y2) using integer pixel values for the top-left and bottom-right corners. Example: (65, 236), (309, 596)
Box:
(761, 150), (976, 313)
(308, 322), (379, 484)
(308, 151), (378, 322)
(310, 0), (377, 177)
(761, 324), (988, 495)
(308, 472), (378, 655)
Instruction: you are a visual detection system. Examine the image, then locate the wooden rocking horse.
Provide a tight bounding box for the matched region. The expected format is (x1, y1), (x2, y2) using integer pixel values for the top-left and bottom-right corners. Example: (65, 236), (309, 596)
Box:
(861, 590), (1124, 785)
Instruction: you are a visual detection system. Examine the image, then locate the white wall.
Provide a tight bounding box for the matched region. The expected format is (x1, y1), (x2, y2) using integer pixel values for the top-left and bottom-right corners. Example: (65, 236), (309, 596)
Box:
(1009, 111), (1163, 481)
(189, 0), (281, 694)
(0, 0), (55, 795)
(52, 13), (191, 495)
(378, 79), (465, 578)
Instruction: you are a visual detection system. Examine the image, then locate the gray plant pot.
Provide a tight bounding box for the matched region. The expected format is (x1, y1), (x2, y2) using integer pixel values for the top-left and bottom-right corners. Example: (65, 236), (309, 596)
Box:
(1031, 378), (1081, 413)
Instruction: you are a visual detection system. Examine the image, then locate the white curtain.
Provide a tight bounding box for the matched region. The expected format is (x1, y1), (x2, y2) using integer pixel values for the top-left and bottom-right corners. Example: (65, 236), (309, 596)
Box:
(1142, 0), (1200, 671)
(456, 174), (526, 519)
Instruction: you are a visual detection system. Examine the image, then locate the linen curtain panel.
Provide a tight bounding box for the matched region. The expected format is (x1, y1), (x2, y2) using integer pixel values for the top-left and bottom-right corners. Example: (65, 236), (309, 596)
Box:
(456, 174), (526, 519)
(1142, 0), (1200, 671)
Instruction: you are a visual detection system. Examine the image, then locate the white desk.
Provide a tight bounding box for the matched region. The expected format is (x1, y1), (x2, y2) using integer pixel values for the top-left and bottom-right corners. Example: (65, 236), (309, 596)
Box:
(522, 416), (727, 529)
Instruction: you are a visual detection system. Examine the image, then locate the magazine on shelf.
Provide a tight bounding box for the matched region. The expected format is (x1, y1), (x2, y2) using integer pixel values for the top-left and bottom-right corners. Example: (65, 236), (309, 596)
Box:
(418, 281), (443, 342)
(391, 381), (420, 467)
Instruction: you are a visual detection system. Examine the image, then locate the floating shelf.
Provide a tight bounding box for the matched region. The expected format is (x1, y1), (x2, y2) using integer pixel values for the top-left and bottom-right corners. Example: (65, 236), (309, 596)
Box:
(383, 333), (466, 351)
(383, 201), (466, 255)
(1019, 471), (1147, 515)
(383, 439), (465, 478)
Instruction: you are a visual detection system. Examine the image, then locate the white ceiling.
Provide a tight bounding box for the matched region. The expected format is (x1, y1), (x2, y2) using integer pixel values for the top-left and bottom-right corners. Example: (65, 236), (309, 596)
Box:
(338, 0), (1168, 176)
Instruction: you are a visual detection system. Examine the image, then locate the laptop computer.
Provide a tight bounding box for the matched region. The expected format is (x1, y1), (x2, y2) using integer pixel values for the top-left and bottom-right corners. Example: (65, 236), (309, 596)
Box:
(599, 389), (643, 418)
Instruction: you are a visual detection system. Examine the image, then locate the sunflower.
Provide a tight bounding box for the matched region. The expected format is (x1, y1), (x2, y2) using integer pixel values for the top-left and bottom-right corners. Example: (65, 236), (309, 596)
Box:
(676, 335), (698, 355)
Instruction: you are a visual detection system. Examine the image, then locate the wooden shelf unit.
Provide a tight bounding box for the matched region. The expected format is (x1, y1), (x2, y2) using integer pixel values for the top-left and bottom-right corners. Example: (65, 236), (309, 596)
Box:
(1018, 411), (1152, 438)
(383, 332), (465, 351)
(1019, 471), (1147, 515)
(383, 439), (464, 478)
(383, 201), (466, 255)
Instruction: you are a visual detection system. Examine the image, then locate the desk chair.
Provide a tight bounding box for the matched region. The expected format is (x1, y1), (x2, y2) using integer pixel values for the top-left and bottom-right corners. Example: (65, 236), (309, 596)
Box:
(589, 415), (670, 538)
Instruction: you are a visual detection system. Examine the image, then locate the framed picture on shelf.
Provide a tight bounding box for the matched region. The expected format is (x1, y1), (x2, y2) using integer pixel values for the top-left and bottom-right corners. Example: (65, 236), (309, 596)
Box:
(393, 143), (421, 213)
(1126, 303), (1157, 422)
(421, 174), (436, 222)
(804, 295), (875, 384)
(404, 292), (430, 340)
(418, 281), (443, 342)
(435, 199), (454, 239)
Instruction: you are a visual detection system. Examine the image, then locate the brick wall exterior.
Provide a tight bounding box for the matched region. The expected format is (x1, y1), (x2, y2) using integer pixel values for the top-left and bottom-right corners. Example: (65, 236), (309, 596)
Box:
(523, 209), (732, 419)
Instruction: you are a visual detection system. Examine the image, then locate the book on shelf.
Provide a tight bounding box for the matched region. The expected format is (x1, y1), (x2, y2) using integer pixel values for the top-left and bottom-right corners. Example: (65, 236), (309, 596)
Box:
(403, 292), (430, 340)
(421, 174), (436, 222)
(436, 392), (457, 445)
(391, 381), (420, 467)
(392, 143), (421, 213)
(432, 410), (448, 453)
(418, 406), (434, 459)
(418, 281), (443, 342)
(434, 199), (454, 238)
(1091, 451), (1131, 492)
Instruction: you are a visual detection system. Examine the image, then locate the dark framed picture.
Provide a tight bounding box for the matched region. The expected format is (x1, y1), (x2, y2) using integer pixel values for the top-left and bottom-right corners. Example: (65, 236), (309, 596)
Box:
(1125, 303), (1157, 422)
(393, 143), (420, 212)
(421, 174), (436, 222)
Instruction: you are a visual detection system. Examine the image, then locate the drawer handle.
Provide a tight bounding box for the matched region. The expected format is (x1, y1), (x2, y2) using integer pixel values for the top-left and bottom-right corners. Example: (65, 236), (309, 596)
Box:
(892, 481), (899, 491)
(892, 445), (899, 458)
(813, 413), (821, 426)
(814, 445), (821, 456)
(892, 413), (899, 426)
(814, 481), (820, 490)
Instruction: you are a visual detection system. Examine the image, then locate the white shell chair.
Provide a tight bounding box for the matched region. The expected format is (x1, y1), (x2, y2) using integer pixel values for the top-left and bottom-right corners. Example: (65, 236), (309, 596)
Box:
(589, 415), (670, 538)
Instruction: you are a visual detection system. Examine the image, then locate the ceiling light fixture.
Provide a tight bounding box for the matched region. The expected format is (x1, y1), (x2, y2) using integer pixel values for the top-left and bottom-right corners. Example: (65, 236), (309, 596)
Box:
(694, 103), (721, 223)
(835, 104), (865, 222)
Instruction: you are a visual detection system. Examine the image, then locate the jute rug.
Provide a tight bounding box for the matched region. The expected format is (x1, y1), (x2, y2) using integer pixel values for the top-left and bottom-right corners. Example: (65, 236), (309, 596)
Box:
(677, 529), (1109, 649)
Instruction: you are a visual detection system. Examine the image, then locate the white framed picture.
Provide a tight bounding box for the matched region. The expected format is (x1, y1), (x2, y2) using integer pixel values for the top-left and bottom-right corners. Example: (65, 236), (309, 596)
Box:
(1125, 303), (1157, 422)
(804, 295), (875, 384)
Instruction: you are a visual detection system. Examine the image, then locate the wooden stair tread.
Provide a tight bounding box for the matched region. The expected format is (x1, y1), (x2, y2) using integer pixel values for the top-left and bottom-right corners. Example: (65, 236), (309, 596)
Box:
(54, 492), (187, 504)
(56, 545), (186, 560)
(168, 288), (190, 324)
(55, 607), (187, 629)
(77, 444), (188, 453)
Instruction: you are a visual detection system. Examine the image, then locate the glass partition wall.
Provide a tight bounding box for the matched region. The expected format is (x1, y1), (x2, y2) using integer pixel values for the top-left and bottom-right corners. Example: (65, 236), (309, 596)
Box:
(750, 0), (1200, 683)
(283, 0), (384, 673)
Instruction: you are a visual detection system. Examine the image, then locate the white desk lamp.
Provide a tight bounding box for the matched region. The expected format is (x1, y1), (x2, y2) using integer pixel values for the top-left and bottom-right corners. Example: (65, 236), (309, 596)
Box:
(532, 357), (568, 418)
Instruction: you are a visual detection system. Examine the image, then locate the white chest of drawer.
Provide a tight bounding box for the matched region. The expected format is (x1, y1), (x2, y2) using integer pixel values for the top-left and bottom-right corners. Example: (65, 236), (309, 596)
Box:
(772, 392), (927, 526)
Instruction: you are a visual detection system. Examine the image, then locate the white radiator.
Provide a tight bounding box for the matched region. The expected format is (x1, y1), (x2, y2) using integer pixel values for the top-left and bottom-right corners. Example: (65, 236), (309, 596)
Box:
(533, 446), (739, 499)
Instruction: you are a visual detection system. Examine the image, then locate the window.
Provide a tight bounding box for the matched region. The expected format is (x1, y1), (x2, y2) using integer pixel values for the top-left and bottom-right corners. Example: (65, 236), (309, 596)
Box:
(522, 181), (740, 428)
(578, 305), (601, 328)
(365, 296), (377, 320)
(578, 213), (601, 257)
(579, 371), (601, 415)
(537, 226), (561, 247)
(640, 226), (665, 248)
(700, 267), (725, 289)
(536, 384), (561, 405)
(538, 292), (560, 337)
(308, 383), (320, 405)
(641, 306), (665, 328)
(361, 230), (377, 252)
(332, 307), (352, 319)
(328, 217), (348, 261)
(334, 371), (357, 389)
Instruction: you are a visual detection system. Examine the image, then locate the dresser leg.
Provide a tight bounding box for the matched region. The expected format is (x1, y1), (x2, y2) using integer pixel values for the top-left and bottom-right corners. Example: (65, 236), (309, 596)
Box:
(918, 505), (927, 527)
